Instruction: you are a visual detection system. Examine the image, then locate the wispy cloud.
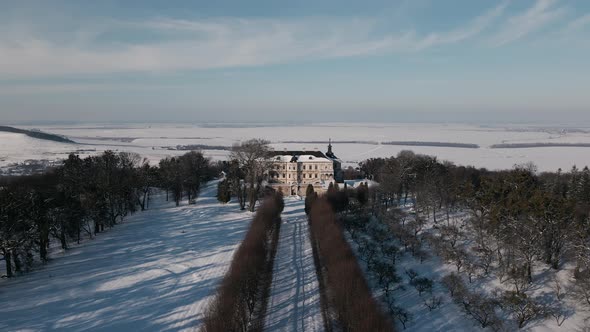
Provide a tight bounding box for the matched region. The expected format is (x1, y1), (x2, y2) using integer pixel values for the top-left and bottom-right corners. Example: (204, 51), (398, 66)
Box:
(414, 2), (507, 50)
(563, 13), (590, 32)
(488, 0), (567, 47)
(0, 1), (584, 79)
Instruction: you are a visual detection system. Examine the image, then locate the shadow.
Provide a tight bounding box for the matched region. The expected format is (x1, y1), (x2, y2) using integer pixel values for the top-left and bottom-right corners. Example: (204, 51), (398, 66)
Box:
(264, 202), (324, 332)
(0, 181), (252, 331)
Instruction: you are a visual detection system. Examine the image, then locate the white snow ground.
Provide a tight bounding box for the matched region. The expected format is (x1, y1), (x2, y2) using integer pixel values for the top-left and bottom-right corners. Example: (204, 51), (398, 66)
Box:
(265, 198), (323, 332)
(5, 122), (590, 172)
(0, 181), (252, 331)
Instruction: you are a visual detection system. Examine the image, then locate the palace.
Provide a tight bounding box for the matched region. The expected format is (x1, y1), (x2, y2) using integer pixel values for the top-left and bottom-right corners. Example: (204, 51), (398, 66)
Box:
(268, 141), (342, 196)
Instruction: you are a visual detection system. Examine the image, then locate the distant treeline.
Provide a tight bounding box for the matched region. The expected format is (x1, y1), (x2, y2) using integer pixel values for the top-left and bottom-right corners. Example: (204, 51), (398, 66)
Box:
(0, 126), (75, 143)
(280, 140), (480, 148)
(490, 143), (590, 149)
(174, 144), (232, 151)
(381, 141), (480, 149)
(280, 140), (380, 145)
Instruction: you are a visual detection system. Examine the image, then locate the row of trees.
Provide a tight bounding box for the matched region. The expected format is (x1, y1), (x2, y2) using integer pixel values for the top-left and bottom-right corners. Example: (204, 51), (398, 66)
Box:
(201, 192), (284, 332)
(0, 150), (216, 278)
(307, 192), (393, 331)
(159, 151), (218, 206)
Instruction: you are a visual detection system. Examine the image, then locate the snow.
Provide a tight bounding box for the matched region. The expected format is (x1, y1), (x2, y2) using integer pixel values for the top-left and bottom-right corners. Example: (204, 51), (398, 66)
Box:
(0, 181), (252, 331)
(345, 215), (482, 331)
(391, 239), (486, 331)
(389, 207), (590, 332)
(294, 155), (332, 163)
(0, 132), (75, 165)
(265, 198), (323, 331)
(4, 122), (590, 172)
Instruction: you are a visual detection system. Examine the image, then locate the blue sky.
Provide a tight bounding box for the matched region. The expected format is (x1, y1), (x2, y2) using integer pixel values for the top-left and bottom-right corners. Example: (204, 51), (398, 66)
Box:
(1, 0), (589, 124)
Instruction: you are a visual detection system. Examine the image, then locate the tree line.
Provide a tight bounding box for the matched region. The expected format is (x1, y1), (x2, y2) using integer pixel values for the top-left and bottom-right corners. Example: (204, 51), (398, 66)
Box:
(350, 151), (590, 329)
(0, 150), (217, 278)
(201, 191), (284, 332)
(306, 186), (393, 332)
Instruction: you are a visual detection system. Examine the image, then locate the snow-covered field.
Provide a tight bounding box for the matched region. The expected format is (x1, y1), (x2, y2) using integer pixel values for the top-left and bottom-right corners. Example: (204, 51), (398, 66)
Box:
(0, 181), (252, 331)
(4, 122), (590, 172)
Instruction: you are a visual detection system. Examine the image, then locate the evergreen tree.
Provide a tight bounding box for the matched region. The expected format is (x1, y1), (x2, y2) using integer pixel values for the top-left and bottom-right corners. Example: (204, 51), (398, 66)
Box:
(217, 180), (231, 204)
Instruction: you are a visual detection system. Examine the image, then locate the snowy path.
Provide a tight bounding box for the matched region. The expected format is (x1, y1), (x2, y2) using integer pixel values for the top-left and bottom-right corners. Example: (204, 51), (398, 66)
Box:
(264, 199), (324, 332)
(0, 181), (252, 331)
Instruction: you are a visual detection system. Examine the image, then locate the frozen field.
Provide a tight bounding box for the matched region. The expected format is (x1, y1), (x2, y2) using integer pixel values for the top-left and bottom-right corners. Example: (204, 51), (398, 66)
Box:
(0, 181), (252, 331)
(3, 122), (590, 172)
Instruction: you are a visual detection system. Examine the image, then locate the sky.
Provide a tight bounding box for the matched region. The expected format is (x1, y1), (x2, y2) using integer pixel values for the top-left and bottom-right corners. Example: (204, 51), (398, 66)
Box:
(1, 0), (589, 125)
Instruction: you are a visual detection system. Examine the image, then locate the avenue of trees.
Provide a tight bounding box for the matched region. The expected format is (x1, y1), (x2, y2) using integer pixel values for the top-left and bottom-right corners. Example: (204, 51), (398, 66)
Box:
(307, 187), (393, 332)
(201, 191), (284, 332)
(0, 150), (217, 278)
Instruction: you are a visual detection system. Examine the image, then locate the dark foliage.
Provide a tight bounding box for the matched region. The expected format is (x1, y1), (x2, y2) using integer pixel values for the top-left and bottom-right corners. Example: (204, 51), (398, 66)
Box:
(201, 192), (284, 332)
(308, 198), (394, 331)
(0, 150), (215, 278)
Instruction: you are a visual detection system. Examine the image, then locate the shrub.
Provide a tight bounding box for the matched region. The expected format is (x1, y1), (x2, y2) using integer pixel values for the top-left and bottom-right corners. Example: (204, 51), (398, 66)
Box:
(462, 292), (501, 329)
(441, 273), (466, 299)
(405, 269), (418, 283)
(500, 291), (547, 329)
(216, 179), (231, 203)
(410, 277), (433, 296)
(423, 295), (443, 311)
(384, 298), (412, 330)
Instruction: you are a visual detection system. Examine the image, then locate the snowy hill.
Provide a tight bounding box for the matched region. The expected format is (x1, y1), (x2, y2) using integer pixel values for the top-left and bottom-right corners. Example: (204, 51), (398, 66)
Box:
(0, 181), (252, 331)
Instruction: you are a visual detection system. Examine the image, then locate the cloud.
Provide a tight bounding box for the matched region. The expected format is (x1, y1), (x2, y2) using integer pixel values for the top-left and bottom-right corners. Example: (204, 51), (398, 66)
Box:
(488, 0), (567, 46)
(563, 13), (590, 32)
(414, 2), (507, 50)
(0, 2), (565, 78)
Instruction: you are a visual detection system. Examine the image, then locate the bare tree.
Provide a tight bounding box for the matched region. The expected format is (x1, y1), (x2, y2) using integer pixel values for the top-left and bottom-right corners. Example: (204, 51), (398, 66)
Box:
(500, 291), (547, 329)
(230, 139), (272, 212)
(423, 295), (443, 311)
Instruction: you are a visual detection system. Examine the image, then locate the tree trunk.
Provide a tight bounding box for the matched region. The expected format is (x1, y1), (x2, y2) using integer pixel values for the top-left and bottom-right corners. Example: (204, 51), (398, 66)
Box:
(60, 226), (68, 250)
(433, 204), (437, 223)
(141, 191), (147, 211)
(5, 251), (12, 278)
(40, 239), (48, 262)
(526, 262), (533, 283)
(13, 253), (21, 273)
(77, 222), (81, 244)
(38, 218), (50, 262)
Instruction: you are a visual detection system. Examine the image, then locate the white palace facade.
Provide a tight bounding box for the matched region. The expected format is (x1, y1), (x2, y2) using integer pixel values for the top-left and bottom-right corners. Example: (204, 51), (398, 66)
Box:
(268, 141), (342, 196)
